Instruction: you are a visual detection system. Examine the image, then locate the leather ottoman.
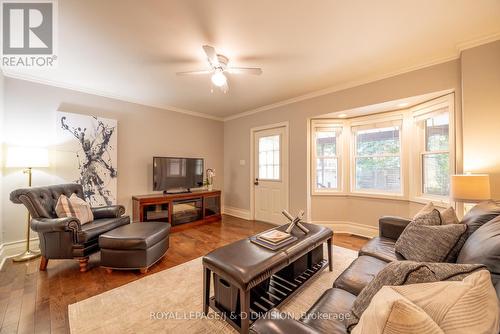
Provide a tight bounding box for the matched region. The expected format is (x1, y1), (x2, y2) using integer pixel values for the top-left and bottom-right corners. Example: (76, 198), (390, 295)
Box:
(99, 222), (170, 273)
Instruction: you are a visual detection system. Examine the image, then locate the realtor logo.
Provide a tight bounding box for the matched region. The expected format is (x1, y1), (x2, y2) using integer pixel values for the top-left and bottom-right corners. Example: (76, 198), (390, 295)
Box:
(1, 0), (57, 68)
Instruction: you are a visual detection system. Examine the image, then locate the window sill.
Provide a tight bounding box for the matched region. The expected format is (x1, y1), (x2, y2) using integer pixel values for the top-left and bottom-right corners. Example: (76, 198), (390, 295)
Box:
(410, 195), (450, 208)
(311, 191), (408, 202)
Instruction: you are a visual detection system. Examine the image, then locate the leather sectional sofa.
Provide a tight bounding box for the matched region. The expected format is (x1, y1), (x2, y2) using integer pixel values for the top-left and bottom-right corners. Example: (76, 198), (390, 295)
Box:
(251, 203), (500, 334)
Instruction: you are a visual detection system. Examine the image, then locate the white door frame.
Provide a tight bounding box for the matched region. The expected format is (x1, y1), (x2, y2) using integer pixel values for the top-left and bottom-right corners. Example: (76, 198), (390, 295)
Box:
(249, 121), (290, 222)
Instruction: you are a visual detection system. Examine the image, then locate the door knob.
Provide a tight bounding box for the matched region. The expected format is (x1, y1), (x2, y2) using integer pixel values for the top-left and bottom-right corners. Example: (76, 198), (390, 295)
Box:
(254, 178), (259, 185)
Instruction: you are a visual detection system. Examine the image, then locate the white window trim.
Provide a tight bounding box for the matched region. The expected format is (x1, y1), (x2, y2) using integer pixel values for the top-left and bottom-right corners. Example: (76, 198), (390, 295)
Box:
(350, 118), (405, 198)
(311, 120), (344, 195)
(409, 94), (455, 205)
(310, 93), (456, 204)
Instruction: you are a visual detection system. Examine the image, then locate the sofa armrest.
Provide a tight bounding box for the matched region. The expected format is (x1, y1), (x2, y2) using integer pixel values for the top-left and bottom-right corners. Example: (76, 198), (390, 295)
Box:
(91, 205), (125, 219)
(31, 217), (81, 234)
(379, 216), (412, 240)
(250, 309), (320, 334)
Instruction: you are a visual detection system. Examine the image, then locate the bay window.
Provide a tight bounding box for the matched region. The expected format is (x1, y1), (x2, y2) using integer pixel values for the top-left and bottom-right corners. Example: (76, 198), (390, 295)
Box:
(353, 123), (402, 194)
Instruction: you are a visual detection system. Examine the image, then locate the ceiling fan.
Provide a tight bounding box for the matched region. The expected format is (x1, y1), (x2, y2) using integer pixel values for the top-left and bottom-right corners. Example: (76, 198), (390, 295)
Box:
(176, 45), (263, 93)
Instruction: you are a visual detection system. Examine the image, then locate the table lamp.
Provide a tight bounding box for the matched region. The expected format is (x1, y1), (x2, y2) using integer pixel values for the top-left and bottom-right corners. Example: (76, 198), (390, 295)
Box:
(6, 146), (50, 262)
(450, 174), (491, 214)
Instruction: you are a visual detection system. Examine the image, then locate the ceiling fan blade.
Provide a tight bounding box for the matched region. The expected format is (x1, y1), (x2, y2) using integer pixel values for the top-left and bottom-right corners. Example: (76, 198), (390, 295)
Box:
(176, 70), (212, 76)
(202, 45), (219, 67)
(227, 67), (263, 75)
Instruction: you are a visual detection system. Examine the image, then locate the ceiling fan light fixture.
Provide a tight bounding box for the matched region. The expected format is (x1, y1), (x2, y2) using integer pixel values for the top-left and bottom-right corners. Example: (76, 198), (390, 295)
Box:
(211, 70), (227, 87)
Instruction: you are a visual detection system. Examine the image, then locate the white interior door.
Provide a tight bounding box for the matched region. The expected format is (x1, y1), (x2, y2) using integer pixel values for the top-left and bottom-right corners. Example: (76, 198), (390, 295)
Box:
(253, 126), (289, 224)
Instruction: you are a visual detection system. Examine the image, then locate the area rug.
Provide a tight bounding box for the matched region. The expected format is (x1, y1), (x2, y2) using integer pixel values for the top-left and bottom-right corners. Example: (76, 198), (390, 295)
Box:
(68, 245), (357, 333)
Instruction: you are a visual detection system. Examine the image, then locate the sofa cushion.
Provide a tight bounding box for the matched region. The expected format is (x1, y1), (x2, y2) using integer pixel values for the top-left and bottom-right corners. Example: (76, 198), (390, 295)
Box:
(301, 288), (355, 334)
(77, 216), (130, 243)
(457, 215), (500, 278)
(351, 270), (499, 334)
(446, 200), (500, 263)
(333, 256), (388, 296)
(358, 237), (402, 262)
(395, 210), (466, 262)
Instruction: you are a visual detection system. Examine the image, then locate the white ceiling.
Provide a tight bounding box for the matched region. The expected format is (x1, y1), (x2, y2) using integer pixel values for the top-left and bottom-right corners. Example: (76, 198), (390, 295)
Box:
(4, 0), (500, 119)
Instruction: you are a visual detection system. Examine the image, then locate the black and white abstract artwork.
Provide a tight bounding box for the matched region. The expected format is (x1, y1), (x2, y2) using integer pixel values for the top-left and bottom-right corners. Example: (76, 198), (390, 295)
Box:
(56, 112), (118, 206)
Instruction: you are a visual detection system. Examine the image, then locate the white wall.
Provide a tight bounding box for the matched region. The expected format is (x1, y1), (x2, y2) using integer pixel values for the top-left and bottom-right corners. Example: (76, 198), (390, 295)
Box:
(1, 77), (224, 244)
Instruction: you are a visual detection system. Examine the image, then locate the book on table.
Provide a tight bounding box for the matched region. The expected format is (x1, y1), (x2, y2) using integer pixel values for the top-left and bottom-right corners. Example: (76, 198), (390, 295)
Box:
(258, 230), (292, 244)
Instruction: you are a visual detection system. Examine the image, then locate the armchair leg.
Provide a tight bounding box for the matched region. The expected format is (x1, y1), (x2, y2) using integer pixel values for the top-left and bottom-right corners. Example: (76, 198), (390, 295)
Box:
(79, 257), (89, 272)
(39, 256), (48, 271)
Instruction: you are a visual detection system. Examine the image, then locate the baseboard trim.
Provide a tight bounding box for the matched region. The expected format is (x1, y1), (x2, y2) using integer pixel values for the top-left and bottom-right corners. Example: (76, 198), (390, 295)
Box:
(0, 237), (40, 270)
(223, 206), (251, 220)
(313, 221), (378, 239)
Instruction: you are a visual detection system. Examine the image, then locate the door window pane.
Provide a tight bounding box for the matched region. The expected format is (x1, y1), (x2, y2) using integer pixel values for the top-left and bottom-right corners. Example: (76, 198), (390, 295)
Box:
(354, 126), (401, 193)
(423, 153), (450, 196)
(258, 135), (280, 180)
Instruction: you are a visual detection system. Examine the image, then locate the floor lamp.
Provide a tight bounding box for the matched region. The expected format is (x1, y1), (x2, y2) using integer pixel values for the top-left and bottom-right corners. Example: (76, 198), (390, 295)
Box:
(6, 147), (50, 262)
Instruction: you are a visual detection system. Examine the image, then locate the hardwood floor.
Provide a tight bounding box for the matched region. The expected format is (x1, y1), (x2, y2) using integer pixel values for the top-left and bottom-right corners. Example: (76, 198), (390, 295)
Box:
(0, 215), (368, 334)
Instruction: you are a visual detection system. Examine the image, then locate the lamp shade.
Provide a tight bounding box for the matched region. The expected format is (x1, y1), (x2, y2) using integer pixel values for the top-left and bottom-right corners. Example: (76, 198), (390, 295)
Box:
(450, 174), (490, 202)
(6, 147), (49, 168)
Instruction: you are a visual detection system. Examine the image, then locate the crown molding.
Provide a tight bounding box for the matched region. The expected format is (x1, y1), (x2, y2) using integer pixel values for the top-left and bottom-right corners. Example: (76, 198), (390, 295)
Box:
(223, 33), (500, 122)
(3, 32), (500, 123)
(1, 70), (224, 122)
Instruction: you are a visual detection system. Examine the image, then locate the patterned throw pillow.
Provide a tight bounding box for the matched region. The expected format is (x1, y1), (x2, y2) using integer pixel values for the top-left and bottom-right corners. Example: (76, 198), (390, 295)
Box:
(55, 194), (94, 224)
(414, 202), (459, 225)
(395, 210), (466, 262)
(352, 270), (500, 334)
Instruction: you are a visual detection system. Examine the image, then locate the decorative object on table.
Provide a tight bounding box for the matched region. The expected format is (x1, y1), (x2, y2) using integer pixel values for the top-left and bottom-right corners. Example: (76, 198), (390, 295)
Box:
(56, 111), (118, 206)
(282, 209), (310, 234)
(5, 146), (49, 262)
(451, 174), (491, 214)
(204, 168), (215, 191)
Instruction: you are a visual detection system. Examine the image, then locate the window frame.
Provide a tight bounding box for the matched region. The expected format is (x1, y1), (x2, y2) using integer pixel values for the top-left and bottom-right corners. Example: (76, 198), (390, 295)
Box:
(410, 95), (455, 205)
(350, 117), (404, 197)
(257, 134), (282, 182)
(311, 120), (344, 195)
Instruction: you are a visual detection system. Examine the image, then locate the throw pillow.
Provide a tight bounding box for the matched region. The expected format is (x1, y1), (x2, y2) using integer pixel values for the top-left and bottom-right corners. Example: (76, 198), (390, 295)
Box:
(351, 270), (500, 334)
(414, 202), (459, 225)
(346, 260), (486, 330)
(440, 206), (460, 225)
(413, 202), (435, 219)
(55, 193), (94, 224)
(395, 209), (465, 262)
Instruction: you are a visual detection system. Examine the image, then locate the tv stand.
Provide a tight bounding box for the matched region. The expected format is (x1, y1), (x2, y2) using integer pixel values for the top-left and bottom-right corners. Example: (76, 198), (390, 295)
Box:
(132, 190), (221, 229)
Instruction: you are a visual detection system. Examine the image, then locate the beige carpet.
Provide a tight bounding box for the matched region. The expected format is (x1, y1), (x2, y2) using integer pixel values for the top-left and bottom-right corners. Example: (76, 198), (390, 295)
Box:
(68, 245), (357, 334)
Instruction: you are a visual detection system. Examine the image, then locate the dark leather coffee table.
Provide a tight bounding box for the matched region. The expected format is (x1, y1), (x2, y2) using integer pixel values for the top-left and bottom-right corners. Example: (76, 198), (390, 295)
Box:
(202, 223), (333, 333)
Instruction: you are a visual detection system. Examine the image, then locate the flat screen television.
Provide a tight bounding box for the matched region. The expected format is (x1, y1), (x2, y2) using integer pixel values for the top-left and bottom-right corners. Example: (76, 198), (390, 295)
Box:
(153, 157), (204, 193)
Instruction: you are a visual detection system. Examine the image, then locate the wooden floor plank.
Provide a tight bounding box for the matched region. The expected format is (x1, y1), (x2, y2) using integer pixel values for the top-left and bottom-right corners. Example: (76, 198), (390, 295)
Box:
(0, 215), (368, 333)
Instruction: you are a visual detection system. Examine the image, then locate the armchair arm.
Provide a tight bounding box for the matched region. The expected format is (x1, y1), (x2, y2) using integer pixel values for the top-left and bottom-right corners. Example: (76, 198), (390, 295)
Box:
(31, 217), (81, 234)
(250, 309), (320, 334)
(379, 216), (412, 240)
(91, 205), (125, 219)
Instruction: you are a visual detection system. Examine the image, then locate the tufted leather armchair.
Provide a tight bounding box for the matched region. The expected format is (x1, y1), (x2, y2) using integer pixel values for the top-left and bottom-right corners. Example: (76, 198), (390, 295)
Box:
(10, 183), (130, 272)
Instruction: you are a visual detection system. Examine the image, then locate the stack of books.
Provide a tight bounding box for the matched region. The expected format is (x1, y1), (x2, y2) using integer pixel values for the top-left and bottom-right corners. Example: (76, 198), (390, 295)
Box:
(250, 228), (298, 251)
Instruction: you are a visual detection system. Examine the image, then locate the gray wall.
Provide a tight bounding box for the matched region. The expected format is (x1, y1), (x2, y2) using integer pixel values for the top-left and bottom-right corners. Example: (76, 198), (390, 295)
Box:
(1, 77), (224, 243)
(0, 72), (4, 245)
(224, 60), (462, 229)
